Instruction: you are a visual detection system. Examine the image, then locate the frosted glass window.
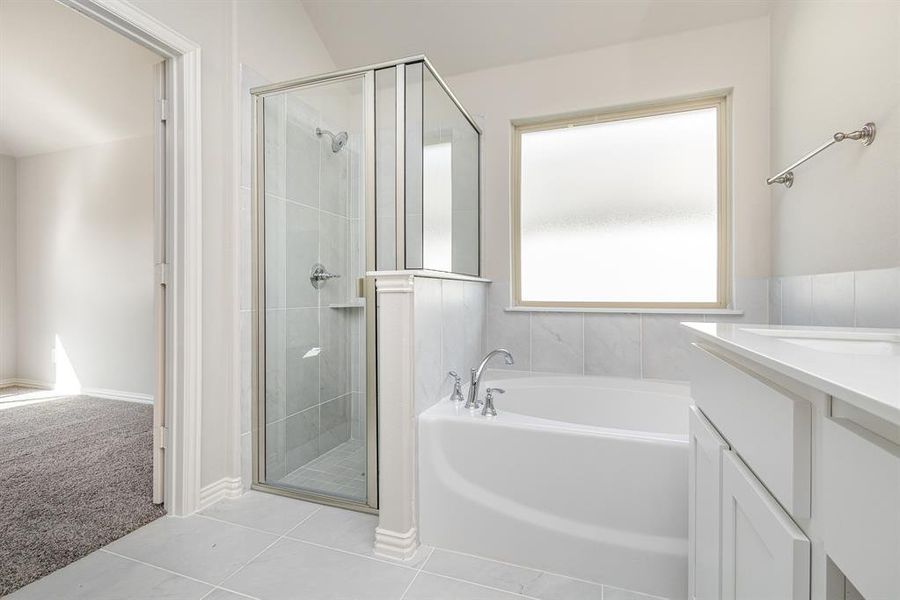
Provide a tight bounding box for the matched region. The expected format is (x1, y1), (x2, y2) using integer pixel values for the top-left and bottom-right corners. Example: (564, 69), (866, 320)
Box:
(515, 98), (727, 307)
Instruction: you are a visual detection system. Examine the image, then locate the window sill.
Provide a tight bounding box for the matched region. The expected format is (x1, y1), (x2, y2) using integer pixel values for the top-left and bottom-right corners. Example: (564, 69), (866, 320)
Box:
(504, 306), (744, 316)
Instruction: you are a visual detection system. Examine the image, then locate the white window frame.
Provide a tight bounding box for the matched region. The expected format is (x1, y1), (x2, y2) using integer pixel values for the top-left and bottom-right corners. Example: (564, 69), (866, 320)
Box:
(511, 94), (732, 310)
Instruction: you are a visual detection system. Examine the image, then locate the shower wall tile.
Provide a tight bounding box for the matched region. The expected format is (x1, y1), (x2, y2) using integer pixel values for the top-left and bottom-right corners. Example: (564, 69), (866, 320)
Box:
(264, 94), (286, 198)
(265, 420), (286, 481)
(264, 195), (287, 309)
(319, 394), (351, 454)
(320, 143), (349, 217)
(641, 315), (694, 381)
(349, 310), (364, 394)
(350, 391), (366, 441)
(811, 272), (855, 326)
(584, 314), (641, 378)
(285, 202), (319, 309)
(285, 407), (319, 472)
(319, 212), (349, 306)
(781, 275), (813, 325)
(486, 281), (531, 372)
(286, 308), (320, 415)
(265, 310), (286, 423)
(320, 307), (350, 403)
(531, 313), (583, 375)
(855, 267), (900, 328)
(286, 97), (320, 207)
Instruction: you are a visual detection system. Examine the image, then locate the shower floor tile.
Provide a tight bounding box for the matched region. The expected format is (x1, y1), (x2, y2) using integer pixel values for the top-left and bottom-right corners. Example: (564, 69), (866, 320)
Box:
(279, 439), (367, 500)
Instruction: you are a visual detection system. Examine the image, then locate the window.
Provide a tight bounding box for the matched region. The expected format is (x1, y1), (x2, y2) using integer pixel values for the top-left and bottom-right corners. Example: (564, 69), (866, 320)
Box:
(512, 95), (730, 309)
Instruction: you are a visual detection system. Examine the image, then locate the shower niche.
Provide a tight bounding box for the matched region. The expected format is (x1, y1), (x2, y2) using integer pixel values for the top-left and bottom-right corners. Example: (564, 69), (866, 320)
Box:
(252, 57), (481, 511)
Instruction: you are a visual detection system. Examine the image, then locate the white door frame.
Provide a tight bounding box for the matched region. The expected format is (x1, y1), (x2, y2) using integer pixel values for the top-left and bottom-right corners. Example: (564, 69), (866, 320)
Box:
(58, 0), (204, 516)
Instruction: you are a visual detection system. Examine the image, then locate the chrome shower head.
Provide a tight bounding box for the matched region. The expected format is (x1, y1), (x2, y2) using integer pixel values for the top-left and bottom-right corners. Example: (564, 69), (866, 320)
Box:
(316, 127), (348, 153)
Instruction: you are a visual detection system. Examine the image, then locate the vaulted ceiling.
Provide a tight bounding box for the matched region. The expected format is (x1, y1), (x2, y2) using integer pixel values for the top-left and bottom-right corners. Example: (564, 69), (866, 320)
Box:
(0, 0), (162, 158)
(301, 0), (772, 76)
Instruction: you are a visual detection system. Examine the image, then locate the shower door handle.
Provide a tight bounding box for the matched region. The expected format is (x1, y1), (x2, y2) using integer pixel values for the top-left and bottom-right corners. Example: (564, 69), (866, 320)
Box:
(310, 263), (341, 289)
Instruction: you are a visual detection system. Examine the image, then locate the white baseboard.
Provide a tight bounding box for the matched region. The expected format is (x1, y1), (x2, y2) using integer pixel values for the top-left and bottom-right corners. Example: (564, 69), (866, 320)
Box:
(374, 526), (420, 561)
(198, 476), (244, 511)
(82, 387), (154, 404)
(0, 379), (152, 404)
(0, 378), (53, 390)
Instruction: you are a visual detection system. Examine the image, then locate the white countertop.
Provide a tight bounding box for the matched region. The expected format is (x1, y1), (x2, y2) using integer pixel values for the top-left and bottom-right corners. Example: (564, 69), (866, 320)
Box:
(682, 322), (900, 426)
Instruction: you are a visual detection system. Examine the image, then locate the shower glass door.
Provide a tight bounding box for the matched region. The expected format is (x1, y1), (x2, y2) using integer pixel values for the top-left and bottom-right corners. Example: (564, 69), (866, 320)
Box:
(257, 73), (373, 507)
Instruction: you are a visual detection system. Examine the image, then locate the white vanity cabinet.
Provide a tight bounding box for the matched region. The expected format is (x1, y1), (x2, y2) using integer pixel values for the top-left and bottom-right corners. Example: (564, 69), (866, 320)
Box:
(685, 322), (900, 600)
(689, 401), (810, 600)
(721, 450), (810, 600)
(688, 342), (814, 600)
(688, 406), (727, 600)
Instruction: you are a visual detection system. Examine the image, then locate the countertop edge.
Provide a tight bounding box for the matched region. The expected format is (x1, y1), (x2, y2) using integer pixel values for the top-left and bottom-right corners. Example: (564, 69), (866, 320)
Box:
(683, 322), (900, 428)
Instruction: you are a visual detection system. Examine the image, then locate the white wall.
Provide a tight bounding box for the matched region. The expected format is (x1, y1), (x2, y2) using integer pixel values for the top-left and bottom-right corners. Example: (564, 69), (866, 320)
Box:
(446, 18), (771, 381)
(125, 0), (336, 489)
(770, 0), (900, 277)
(15, 137), (154, 396)
(0, 154), (16, 383)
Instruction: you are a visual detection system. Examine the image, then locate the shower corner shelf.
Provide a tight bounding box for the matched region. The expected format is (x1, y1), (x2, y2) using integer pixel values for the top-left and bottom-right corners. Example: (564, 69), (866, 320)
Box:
(328, 301), (365, 309)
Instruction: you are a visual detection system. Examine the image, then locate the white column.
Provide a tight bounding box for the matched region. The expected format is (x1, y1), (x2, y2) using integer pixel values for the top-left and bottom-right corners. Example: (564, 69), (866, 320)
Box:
(373, 273), (419, 560)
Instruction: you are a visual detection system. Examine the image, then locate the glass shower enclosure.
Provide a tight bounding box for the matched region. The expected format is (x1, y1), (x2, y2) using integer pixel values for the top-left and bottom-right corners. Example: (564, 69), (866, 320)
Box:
(251, 57), (480, 511)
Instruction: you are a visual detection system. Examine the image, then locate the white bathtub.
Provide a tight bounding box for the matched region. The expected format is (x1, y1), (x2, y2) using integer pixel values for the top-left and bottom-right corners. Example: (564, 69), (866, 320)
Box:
(418, 374), (690, 599)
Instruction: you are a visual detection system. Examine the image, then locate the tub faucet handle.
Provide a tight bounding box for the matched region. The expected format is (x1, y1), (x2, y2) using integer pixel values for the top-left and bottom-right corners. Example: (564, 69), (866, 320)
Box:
(464, 368), (480, 409)
(448, 371), (464, 403)
(482, 388), (504, 417)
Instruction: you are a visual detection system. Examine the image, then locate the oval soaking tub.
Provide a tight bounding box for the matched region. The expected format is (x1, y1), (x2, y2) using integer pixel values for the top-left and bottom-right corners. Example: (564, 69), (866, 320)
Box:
(418, 374), (690, 600)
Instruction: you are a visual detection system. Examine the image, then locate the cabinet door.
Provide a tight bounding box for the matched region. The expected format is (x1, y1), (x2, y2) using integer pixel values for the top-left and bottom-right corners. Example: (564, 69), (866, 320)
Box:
(689, 406), (728, 600)
(722, 451), (809, 600)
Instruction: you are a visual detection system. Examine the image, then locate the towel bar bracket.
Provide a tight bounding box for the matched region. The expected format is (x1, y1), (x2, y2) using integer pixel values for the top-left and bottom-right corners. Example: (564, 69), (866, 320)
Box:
(767, 122), (876, 188)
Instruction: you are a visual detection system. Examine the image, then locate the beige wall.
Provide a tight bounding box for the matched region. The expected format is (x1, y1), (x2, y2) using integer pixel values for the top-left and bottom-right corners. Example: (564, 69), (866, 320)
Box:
(770, 0), (900, 276)
(448, 17), (772, 287)
(129, 0), (335, 488)
(442, 19), (771, 382)
(0, 154), (15, 383)
(15, 137), (154, 395)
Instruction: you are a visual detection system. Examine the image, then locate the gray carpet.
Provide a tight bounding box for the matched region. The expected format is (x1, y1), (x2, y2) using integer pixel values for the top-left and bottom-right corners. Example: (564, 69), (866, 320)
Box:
(0, 390), (165, 596)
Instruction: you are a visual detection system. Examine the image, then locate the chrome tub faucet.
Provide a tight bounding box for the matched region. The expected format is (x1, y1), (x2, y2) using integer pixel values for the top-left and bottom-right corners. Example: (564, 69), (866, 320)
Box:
(482, 387), (504, 417)
(448, 371), (464, 403)
(464, 349), (514, 409)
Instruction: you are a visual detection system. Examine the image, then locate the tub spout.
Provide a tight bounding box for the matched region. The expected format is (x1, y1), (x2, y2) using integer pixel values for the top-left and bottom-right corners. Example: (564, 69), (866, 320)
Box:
(465, 349), (514, 409)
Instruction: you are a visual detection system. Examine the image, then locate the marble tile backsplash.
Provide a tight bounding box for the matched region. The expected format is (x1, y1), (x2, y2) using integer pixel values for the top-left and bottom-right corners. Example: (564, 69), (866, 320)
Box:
(414, 277), (488, 414)
(486, 278), (770, 383)
(772, 266), (900, 328)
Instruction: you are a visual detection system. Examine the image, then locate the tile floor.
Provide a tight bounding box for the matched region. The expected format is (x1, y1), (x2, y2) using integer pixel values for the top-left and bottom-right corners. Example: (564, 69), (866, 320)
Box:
(279, 439), (366, 500)
(8, 491), (666, 600)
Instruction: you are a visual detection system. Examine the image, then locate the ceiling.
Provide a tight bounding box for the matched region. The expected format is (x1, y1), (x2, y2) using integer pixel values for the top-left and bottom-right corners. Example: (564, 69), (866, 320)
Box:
(0, 0), (162, 158)
(301, 0), (772, 77)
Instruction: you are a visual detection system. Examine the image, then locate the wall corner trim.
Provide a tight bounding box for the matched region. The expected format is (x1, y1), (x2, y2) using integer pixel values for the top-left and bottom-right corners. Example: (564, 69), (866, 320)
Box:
(373, 273), (419, 558)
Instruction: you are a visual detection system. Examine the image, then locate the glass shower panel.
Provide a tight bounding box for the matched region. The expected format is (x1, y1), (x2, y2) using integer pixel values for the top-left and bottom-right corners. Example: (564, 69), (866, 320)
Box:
(404, 62), (480, 275)
(262, 75), (368, 503)
(375, 67), (397, 270)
